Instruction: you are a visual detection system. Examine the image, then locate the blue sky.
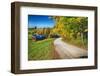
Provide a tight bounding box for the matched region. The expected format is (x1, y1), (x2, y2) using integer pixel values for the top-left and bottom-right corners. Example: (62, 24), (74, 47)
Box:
(28, 15), (55, 28)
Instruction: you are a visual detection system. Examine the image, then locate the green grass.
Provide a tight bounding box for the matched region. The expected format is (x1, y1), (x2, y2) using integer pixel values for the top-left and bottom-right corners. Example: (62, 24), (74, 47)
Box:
(28, 38), (55, 60)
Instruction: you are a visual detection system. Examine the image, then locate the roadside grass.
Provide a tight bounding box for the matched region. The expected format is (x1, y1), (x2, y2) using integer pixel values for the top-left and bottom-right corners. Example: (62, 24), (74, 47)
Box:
(62, 38), (88, 50)
(28, 38), (55, 60)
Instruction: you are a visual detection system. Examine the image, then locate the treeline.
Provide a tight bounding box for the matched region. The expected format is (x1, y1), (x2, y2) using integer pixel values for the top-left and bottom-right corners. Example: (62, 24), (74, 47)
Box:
(28, 27), (51, 38)
(52, 16), (88, 49)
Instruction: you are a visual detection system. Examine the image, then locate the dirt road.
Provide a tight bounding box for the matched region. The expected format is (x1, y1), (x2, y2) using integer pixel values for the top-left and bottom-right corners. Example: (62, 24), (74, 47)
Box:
(54, 38), (88, 59)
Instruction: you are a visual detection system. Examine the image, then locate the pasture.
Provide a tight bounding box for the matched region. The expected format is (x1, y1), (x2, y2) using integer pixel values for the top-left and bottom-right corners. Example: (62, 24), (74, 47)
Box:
(28, 29), (59, 60)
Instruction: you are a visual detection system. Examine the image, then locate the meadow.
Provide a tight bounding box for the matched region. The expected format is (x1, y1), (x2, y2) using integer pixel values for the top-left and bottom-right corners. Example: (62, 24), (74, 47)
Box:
(28, 30), (59, 60)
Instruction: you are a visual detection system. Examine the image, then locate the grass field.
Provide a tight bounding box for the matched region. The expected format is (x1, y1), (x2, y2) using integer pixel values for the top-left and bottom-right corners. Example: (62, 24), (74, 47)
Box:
(28, 38), (56, 60)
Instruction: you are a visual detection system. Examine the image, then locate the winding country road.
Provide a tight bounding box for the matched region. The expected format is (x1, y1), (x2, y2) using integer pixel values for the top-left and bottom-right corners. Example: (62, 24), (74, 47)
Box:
(54, 38), (88, 59)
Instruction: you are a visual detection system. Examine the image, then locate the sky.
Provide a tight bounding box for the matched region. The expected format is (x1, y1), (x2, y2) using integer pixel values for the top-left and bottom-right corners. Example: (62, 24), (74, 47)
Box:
(28, 15), (55, 28)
